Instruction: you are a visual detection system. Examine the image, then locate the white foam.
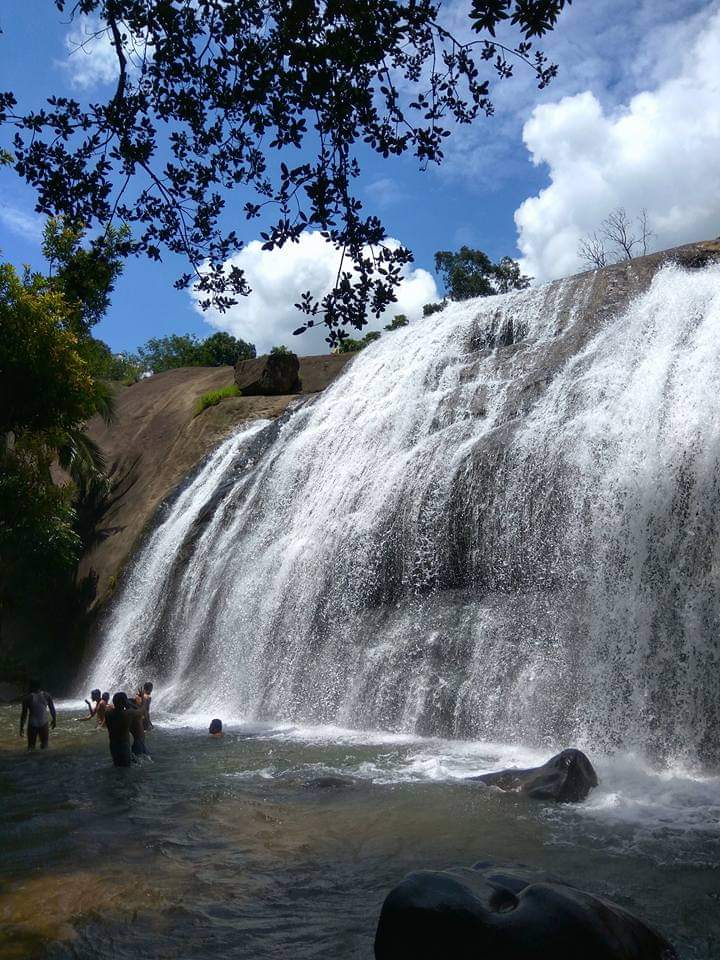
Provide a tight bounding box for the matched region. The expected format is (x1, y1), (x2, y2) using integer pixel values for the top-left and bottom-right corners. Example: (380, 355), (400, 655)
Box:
(84, 264), (720, 765)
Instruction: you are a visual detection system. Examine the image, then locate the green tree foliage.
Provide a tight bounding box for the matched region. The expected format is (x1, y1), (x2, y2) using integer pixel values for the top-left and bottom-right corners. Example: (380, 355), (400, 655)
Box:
(136, 334), (201, 373)
(0, 225), (127, 630)
(0, 267), (90, 618)
(0, 264), (97, 437)
(0, 444), (81, 612)
(335, 330), (382, 353)
(434, 247), (532, 300)
(1, 1), (569, 342)
(493, 255), (533, 293)
(199, 332), (256, 366)
(136, 331), (256, 373)
(423, 300), (447, 317)
(385, 315), (409, 331)
(79, 337), (142, 383)
(42, 218), (129, 336)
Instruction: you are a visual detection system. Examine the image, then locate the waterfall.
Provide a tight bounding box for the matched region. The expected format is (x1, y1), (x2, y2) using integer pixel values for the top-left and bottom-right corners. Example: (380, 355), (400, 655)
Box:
(86, 261), (720, 766)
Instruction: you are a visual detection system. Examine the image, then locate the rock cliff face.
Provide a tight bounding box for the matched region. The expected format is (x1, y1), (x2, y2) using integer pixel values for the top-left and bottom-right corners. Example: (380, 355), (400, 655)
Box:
(78, 353), (354, 609)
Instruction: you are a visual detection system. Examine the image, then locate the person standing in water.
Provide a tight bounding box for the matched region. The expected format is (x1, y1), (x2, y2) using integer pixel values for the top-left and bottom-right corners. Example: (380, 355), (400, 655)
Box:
(141, 682), (154, 730)
(130, 691), (151, 759)
(82, 689), (102, 720)
(19, 682), (56, 750)
(104, 692), (135, 767)
(95, 692), (111, 727)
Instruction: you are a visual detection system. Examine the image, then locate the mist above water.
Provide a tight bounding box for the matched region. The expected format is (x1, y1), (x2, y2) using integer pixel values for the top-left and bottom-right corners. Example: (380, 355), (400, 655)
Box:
(86, 262), (720, 768)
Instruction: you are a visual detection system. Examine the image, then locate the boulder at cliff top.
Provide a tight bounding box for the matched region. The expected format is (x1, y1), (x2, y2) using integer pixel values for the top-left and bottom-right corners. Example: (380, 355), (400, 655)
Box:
(235, 352), (301, 395)
(468, 749), (598, 802)
(374, 863), (678, 960)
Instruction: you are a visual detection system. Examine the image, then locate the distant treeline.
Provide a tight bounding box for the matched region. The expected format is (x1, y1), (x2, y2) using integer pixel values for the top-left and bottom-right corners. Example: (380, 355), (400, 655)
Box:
(89, 331), (257, 383)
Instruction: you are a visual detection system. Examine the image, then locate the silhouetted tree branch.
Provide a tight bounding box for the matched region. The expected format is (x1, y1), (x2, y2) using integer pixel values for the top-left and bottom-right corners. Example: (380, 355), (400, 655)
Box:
(1, 0), (572, 344)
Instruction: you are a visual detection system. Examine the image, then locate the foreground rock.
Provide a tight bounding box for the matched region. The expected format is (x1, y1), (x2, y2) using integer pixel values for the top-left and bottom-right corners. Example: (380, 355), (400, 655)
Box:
(235, 352), (301, 395)
(375, 862), (677, 960)
(468, 749), (598, 802)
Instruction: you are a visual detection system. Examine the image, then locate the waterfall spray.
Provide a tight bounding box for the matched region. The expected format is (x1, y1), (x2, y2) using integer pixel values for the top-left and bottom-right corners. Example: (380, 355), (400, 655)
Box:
(86, 262), (720, 766)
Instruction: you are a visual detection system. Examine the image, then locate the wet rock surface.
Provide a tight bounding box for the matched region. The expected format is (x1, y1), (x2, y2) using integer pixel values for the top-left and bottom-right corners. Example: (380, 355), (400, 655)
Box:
(375, 861), (678, 960)
(468, 749), (599, 802)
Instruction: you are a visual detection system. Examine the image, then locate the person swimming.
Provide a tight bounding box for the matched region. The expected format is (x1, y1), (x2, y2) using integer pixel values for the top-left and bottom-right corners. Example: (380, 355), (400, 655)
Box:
(19, 681), (56, 750)
(104, 692), (135, 767)
(209, 719), (223, 737)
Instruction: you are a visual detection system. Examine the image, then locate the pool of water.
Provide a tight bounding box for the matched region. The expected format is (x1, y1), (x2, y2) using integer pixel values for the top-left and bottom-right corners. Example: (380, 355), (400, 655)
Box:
(1, 704), (718, 958)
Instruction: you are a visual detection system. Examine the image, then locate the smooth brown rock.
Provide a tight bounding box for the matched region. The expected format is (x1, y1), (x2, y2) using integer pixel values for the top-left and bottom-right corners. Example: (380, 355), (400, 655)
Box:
(75, 354), (355, 610)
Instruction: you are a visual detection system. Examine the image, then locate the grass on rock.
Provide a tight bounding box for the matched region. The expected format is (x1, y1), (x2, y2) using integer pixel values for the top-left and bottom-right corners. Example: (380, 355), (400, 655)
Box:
(194, 384), (241, 416)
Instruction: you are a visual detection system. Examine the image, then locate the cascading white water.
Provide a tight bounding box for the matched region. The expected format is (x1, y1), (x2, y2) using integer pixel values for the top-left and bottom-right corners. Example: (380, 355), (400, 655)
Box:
(86, 261), (720, 766)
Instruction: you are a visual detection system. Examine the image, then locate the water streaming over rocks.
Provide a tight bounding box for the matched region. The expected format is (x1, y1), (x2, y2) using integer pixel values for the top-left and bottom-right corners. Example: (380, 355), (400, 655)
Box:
(86, 260), (720, 767)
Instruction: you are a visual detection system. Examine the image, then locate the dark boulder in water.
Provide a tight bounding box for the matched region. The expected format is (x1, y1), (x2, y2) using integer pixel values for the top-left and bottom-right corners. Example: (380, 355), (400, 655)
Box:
(374, 863), (678, 960)
(468, 749), (598, 802)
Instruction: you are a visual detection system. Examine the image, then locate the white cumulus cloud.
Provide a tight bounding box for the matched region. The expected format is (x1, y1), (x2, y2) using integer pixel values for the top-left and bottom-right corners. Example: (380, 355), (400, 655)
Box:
(60, 16), (123, 90)
(0, 201), (43, 243)
(515, 5), (720, 282)
(190, 231), (439, 355)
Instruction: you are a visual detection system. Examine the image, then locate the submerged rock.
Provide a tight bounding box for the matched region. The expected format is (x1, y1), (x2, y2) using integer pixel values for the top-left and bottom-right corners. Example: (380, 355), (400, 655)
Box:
(468, 749), (598, 802)
(374, 862), (677, 960)
(302, 775), (356, 790)
(235, 352), (301, 395)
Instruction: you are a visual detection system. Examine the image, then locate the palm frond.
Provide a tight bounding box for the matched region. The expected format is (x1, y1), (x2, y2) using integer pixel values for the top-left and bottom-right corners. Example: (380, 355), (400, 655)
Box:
(58, 428), (108, 488)
(93, 380), (117, 426)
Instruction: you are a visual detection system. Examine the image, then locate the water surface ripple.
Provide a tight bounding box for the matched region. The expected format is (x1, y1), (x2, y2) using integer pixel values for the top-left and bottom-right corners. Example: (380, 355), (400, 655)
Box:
(1, 706), (718, 959)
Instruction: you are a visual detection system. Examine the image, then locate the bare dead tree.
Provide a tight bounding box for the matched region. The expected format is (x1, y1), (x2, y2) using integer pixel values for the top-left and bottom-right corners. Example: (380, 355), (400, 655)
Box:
(637, 208), (654, 256)
(578, 208), (656, 270)
(602, 208), (637, 260)
(577, 231), (607, 269)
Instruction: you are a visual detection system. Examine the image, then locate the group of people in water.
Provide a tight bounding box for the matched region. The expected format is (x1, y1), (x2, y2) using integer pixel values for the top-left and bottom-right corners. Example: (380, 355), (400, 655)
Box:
(20, 680), (224, 764)
(83, 683), (155, 766)
(19, 680), (154, 767)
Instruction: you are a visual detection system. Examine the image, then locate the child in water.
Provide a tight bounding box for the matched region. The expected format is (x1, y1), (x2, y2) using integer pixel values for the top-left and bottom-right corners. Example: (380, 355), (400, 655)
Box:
(209, 719), (223, 737)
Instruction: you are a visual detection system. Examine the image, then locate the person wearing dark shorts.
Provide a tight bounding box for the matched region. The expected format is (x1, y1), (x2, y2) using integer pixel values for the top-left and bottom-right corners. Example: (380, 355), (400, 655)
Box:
(105, 692), (135, 767)
(19, 682), (56, 750)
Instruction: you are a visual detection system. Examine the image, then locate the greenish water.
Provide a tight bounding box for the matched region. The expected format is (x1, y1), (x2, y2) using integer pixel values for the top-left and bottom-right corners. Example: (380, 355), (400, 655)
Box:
(1, 704), (718, 958)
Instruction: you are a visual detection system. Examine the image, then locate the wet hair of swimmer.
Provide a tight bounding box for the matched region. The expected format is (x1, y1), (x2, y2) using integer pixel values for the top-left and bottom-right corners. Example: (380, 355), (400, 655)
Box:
(209, 719), (223, 735)
(101, 692), (110, 702)
(143, 682), (153, 694)
(112, 692), (129, 710)
(91, 688), (101, 701)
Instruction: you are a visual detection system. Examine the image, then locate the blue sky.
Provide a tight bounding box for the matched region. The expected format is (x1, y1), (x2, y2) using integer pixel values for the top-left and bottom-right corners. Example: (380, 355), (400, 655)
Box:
(1, 1), (719, 354)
